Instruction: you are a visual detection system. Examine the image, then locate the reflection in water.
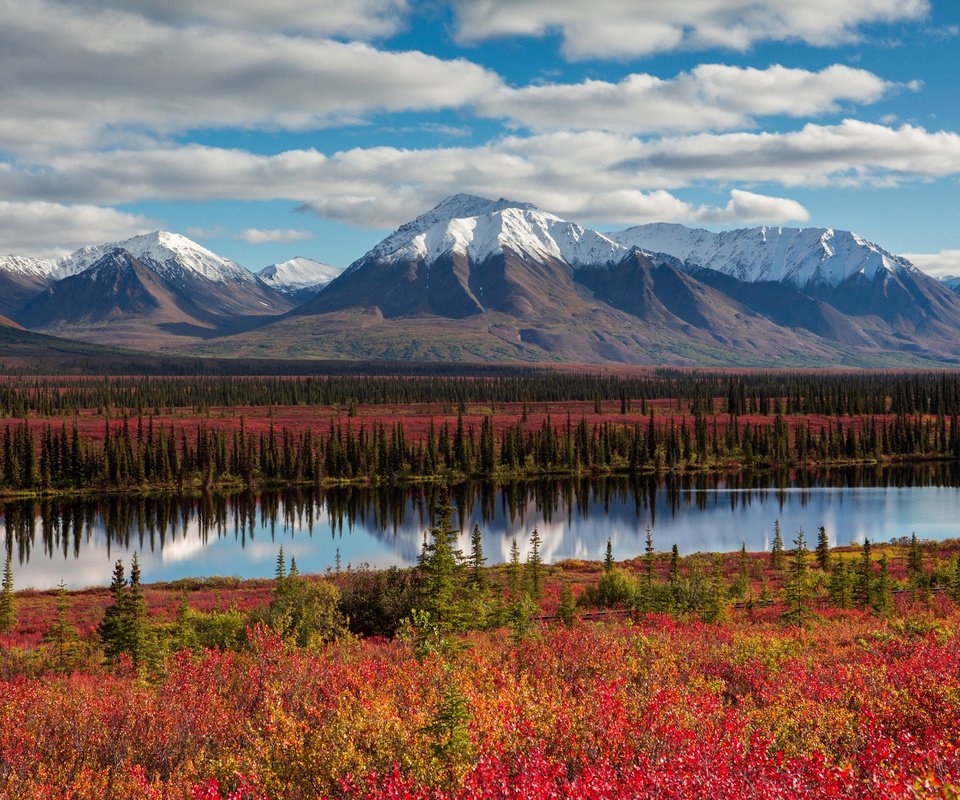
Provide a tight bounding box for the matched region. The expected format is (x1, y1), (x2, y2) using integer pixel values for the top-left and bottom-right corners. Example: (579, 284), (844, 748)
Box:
(4, 463), (960, 589)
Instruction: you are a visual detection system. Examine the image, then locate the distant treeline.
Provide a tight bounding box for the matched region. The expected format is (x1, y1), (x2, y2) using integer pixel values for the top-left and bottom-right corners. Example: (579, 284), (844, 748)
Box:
(5, 371), (960, 417)
(2, 409), (959, 493)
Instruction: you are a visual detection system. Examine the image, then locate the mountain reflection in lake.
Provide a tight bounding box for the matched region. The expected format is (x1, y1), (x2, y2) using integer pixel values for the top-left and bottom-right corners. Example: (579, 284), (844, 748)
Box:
(4, 464), (960, 589)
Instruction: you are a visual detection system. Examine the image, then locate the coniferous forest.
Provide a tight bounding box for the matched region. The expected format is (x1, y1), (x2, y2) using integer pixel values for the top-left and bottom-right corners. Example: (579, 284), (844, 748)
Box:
(2, 369), (960, 798)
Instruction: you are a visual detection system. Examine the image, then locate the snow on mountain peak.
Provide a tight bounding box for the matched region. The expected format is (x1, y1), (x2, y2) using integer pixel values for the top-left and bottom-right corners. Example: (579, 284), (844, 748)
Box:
(257, 257), (343, 291)
(611, 223), (917, 287)
(0, 254), (55, 279)
(354, 195), (623, 269)
(51, 231), (254, 284)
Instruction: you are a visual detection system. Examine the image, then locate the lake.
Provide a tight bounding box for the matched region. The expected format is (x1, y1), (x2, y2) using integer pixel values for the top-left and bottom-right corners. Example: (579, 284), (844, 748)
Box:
(5, 464), (960, 590)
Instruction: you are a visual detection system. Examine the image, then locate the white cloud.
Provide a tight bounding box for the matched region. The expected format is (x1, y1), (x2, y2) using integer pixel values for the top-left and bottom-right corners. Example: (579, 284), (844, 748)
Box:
(482, 64), (896, 134)
(239, 228), (313, 244)
(0, 202), (157, 258)
(4, 122), (958, 219)
(0, 0), (500, 154)
(634, 120), (960, 187)
(80, 0), (409, 38)
(694, 190), (810, 224)
(902, 250), (960, 278)
(453, 0), (930, 59)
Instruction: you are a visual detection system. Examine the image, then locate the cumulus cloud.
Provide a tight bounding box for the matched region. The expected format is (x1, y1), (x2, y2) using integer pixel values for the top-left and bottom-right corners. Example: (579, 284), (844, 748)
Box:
(239, 228), (313, 244)
(0, 202), (156, 258)
(694, 190), (810, 224)
(902, 250), (960, 278)
(482, 64), (897, 134)
(0, 0), (500, 154)
(453, 0), (930, 59)
(76, 0), (408, 38)
(3, 122), (958, 221)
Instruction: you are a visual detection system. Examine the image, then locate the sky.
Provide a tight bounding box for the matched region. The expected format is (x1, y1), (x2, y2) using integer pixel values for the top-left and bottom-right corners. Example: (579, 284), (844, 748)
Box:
(1, 0), (959, 275)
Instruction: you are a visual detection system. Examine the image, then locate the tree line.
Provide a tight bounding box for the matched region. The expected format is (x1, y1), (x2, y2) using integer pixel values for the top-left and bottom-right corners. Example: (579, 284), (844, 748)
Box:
(0, 408), (959, 493)
(6, 371), (960, 417)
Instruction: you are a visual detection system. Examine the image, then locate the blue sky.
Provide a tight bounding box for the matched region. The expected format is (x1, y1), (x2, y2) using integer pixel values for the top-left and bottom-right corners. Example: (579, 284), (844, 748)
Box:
(1, 0), (959, 275)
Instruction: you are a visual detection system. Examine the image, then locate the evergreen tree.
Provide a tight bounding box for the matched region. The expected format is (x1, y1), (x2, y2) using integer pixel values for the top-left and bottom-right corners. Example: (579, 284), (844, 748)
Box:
(289, 556), (300, 578)
(98, 560), (130, 661)
(275, 545), (287, 588)
(782, 528), (812, 627)
(950, 557), (960, 602)
(418, 500), (466, 633)
(508, 537), (523, 595)
(815, 526), (830, 572)
(604, 538), (615, 574)
(854, 539), (874, 608)
(0, 552), (16, 632)
(638, 527), (656, 612)
(700, 560), (728, 624)
(127, 552), (150, 666)
(668, 544), (681, 610)
(44, 579), (81, 672)
(874, 553), (894, 616)
(829, 562), (853, 609)
(525, 528), (543, 600)
(467, 524), (487, 590)
(770, 520), (784, 571)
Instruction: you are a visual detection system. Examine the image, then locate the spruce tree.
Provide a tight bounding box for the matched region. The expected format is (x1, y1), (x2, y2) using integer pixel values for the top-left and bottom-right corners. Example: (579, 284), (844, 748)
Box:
(854, 539), (874, 608)
(525, 528), (543, 600)
(815, 526), (830, 572)
(950, 557), (960, 602)
(0, 553), (16, 632)
(604, 538), (615, 574)
(770, 520), (784, 571)
(98, 560), (129, 661)
(419, 500), (466, 633)
(874, 553), (894, 616)
(467, 524), (487, 590)
(44, 579), (81, 672)
(782, 528), (812, 627)
(829, 562), (853, 609)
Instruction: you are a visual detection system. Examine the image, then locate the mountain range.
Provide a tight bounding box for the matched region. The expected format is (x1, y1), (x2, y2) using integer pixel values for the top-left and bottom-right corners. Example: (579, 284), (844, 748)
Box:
(3, 195), (960, 366)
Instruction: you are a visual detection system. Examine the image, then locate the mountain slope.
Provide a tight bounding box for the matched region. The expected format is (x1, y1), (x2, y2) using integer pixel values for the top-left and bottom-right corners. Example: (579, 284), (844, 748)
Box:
(21, 242), (294, 350)
(0, 257), (51, 320)
(612, 223), (917, 288)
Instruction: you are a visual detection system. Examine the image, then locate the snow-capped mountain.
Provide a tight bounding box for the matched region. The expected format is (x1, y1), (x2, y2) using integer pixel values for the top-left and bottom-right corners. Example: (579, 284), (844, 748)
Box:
(353, 193), (624, 270)
(0, 255), (55, 279)
(611, 223), (917, 288)
(52, 231), (255, 284)
(257, 257), (343, 298)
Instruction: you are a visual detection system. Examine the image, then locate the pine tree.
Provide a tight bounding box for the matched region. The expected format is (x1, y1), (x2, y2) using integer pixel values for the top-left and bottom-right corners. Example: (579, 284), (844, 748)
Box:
(508, 538), (522, 595)
(467, 524), (487, 590)
(44, 579), (81, 672)
(275, 545), (287, 588)
(815, 526), (830, 572)
(638, 527), (656, 612)
(829, 562), (853, 609)
(289, 556), (300, 578)
(419, 500), (466, 633)
(604, 538), (615, 574)
(98, 559), (129, 661)
(0, 553), (16, 632)
(770, 520), (784, 571)
(525, 528), (543, 600)
(874, 553), (894, 616)
(782, 528), (812, 627)
(701, 560), (728, 624)
(854, 539), (874, 608)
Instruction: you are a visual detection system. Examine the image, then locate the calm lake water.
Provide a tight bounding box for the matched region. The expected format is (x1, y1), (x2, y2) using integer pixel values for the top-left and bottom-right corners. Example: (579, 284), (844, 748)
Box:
(5, 465), (960, 590)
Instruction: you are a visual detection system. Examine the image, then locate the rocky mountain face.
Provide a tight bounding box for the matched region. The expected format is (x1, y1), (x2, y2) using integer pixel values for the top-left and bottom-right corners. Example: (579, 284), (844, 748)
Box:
(17, 233), (293, 349)
(5, 197), (960, 366)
